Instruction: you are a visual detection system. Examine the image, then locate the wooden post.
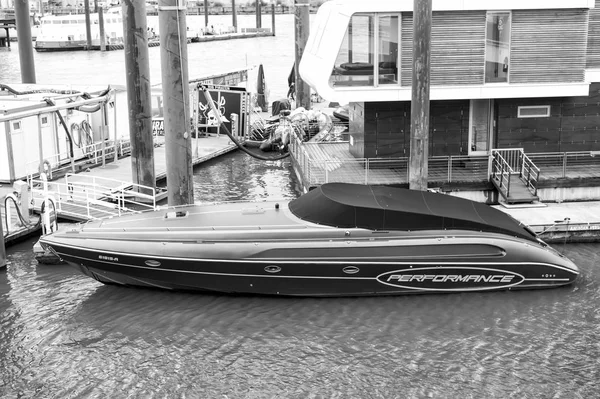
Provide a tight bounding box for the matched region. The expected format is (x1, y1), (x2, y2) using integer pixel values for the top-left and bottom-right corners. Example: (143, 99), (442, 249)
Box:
(84, 0), (92, 50)
(204, 0), (209, 29)
(294, 0), (310, 110)
(271, 4), (275, 36)
(98, 7), (106, 51)
(409, 0), (432, 191)
(232, 0), (237, 32)
(159, 0), (193, 206)
(0, 205), (6, 269)
(15, 0), (36, 83)
(255, 0), (261, 29)
(122, 0), (155, 193)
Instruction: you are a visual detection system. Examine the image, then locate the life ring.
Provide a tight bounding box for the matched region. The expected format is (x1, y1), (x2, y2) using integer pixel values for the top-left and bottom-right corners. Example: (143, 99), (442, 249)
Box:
(40, 159), (52, 180)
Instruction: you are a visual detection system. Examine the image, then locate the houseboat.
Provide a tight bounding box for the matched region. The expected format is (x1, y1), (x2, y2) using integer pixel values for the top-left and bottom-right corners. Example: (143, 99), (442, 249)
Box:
(34, 12), (124, 51)
(297, 0), (600, 204)
(0, 83), (119, 182)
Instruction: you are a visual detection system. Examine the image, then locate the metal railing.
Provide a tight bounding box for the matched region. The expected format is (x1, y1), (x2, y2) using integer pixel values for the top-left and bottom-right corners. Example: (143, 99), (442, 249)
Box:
(490, 150), (514, 200)
(492, 148), (540, 196)
(28, 173), (159, 221)
(290, 136), (600, 191)
(520, 152), (540, 196)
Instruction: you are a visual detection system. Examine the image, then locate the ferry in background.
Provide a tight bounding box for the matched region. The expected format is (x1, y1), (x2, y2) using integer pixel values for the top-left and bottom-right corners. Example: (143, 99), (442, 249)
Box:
(34, 11), (124, 52)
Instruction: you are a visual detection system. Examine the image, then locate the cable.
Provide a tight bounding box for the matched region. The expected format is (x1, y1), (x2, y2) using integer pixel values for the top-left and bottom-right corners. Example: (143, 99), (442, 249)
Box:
(200, 85), (290, 161)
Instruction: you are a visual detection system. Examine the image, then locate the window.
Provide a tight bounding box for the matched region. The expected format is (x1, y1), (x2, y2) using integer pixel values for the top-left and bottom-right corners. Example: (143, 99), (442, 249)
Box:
(40, 114), (49, 127)
(330, 13), (399, 88)
(11, 120), (22, 133)
(518, 106), (550, 118)
(377, 15), (399, 85)
(485, 12), (511, 83)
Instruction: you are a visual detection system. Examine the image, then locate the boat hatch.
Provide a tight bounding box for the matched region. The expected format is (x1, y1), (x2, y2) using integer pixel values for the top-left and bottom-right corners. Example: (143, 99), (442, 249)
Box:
(165, 210), (188, 219)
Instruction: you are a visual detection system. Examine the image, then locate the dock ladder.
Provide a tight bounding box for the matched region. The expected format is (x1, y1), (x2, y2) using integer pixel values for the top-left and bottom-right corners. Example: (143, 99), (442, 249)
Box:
(490, 148), (540, 204)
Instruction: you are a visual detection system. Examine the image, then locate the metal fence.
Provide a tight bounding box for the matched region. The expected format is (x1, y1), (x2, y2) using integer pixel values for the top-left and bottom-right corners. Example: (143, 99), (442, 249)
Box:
(289, 137), (600, 189)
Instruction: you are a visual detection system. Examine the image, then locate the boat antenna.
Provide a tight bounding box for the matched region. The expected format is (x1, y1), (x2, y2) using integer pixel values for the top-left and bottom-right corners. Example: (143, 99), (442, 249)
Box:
(199, 85), (290, 161)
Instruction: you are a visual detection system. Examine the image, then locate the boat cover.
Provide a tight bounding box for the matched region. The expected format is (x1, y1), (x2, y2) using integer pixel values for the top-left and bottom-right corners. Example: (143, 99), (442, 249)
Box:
(288, 183), (537, 241)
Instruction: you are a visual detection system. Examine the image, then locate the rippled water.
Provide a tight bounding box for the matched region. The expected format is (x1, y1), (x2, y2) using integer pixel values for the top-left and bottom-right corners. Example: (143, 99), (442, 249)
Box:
(0, 14), (298, 100)
(2, 219), (600, 397)
(2, 13), (600, 398)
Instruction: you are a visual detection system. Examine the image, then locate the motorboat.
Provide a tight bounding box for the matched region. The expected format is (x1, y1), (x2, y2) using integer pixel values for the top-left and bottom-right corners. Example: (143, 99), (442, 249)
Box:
(39, 183), (579, 296)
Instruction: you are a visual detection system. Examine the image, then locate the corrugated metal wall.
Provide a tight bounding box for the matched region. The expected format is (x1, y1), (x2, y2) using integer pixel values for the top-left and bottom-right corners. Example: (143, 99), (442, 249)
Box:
(510, 9), (588, 83)
(401, 11), (486, 87)
(586, 0), (600, 68)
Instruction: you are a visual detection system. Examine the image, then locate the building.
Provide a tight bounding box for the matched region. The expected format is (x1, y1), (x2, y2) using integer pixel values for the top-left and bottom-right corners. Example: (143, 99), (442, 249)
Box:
(297, 0), (600, 202)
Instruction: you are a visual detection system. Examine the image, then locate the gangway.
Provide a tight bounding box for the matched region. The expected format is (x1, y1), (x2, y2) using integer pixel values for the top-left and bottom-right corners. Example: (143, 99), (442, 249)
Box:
(490, 148), (540, 204)
(28, 173), (162, 222)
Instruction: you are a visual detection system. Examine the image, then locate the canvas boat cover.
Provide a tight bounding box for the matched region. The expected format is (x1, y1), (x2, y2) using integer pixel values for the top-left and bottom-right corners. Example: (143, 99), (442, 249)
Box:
(288, 183), (537, 241)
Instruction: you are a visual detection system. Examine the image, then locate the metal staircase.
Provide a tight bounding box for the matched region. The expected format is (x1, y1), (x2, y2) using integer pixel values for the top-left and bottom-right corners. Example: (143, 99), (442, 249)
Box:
(490, 148), (540, 204)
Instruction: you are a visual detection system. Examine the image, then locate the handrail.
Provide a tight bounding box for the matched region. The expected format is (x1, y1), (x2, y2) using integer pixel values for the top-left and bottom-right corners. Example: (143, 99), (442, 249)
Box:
(519, 151), (541, 196)
(28, 173), (157, 221)
(490, 150), (513, 200)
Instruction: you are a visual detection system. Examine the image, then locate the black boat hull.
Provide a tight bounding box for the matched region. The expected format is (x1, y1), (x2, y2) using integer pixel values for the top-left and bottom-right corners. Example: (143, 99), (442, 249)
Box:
(45, 240), (578, 296)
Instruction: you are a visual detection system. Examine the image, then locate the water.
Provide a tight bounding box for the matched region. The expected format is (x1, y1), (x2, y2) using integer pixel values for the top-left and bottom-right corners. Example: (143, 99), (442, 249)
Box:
(2, 238), (600, 397)
(2, 14), (600, 398)
(0, 14), (297, 100)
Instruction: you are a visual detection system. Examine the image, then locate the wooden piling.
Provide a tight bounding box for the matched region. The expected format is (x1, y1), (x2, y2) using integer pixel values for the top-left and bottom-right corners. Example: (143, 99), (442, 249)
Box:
(271, 4), (276, 36)
(122, 0), (156, 193)
(294, 0), (310, 110)
(409, 0), (432, 191)
(84, 0), (92, 50)
(98, 7), (106, 51)
(159, 0), (193, 206)
(15, 0), (36, 83)
(256, 0), (261, 29)
(0, 206), (6, 269)
(204, 0), (209, 29)
(232, 0), (237, 32)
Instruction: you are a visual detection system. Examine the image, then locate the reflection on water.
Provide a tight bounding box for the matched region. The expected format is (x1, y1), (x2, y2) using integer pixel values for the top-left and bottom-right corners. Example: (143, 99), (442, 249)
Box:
(193, 151), (301, 202)
(1, 151), (600, 397)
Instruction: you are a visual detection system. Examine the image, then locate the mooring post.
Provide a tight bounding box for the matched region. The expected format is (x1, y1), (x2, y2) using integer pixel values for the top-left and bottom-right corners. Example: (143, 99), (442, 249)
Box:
(15, 0), (36, 83)
(159, 0), (193, 206)
(0, 205), (6, 269)
(99, 7), (106, 51)
(294, 0), (310, 110)
(232, 0), (237, 32)
(122, 0), (156, 195)
(84, 0), (92, 50)
(255, 0), (261, 29)
(271, 4), (275, 36)
(204, 0), (209, 30)
(409, 0), (432, 191)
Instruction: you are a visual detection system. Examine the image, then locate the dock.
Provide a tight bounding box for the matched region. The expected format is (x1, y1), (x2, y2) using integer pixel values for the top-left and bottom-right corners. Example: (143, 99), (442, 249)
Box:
(1, 185), (42, 246)
(496, 201), (600, 244)
(27, 134), (239, 223)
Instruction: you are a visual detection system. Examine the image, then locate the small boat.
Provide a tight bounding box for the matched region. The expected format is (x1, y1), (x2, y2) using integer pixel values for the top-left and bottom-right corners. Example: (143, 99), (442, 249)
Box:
(39, 183), (579, 296)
